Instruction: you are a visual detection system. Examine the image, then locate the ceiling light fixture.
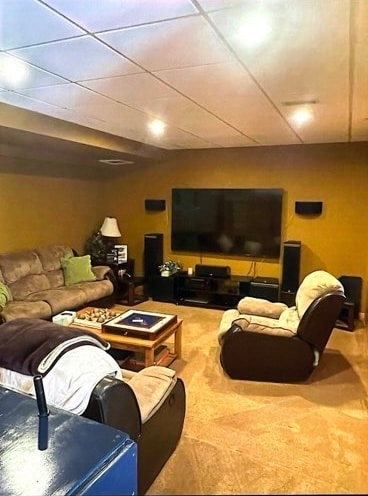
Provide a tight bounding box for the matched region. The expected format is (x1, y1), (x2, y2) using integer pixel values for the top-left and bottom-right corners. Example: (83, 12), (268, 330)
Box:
(0, 56), (28, 86)
(99, 159), (134, 165)
(148, 119), (166, 137)
(290, 108), (314, 127)
(236, 13), (272, 46)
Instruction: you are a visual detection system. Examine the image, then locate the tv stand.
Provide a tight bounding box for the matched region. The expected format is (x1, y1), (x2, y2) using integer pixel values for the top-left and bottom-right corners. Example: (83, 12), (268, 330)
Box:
(175, 273), (255, 310)
(148, 272), (280, 309)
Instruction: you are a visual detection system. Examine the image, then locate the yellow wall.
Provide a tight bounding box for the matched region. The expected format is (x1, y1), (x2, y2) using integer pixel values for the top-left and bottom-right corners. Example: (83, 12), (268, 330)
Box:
(0, 165), (106, 255)
(105, 142), (368, 312)
(1, 142), (367, 313)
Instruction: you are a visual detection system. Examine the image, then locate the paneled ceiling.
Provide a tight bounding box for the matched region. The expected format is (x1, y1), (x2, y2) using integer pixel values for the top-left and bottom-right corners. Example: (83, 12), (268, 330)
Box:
(0, 0), (367, 157)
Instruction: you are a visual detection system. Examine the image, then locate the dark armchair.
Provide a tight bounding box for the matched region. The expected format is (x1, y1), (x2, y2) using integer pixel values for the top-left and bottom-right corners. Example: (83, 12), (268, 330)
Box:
(218, 270), (345, 383)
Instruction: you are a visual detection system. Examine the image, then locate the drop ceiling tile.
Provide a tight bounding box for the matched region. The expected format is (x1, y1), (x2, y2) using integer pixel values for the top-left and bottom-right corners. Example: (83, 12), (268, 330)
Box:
(351, 0), (368, 141)
(10, 36), (143, 82)
(156, 62), (300, 144)
(0, 0), (84, 50)
(98, 16), (233, 71)
(129, 94), (254, 144)
(81, 73), (178, 104)
(0, 90), (62, 114)
(210, 1), (350, 104)
(197, 0), (245, 11)
(0, 53), (67, 89)
(43, 0), (198, 32)
(15, 83), (115, 109)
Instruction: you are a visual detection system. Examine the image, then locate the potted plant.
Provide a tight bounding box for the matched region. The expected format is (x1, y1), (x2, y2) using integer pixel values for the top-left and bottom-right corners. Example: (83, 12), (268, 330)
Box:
(84, 230), (107, 265)
(158, 260), (181, 277)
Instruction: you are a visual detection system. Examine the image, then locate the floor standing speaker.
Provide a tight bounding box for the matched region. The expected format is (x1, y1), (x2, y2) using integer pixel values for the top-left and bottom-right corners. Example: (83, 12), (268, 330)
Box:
(280, 240), (301, 305)
(144, 233), (163, 278)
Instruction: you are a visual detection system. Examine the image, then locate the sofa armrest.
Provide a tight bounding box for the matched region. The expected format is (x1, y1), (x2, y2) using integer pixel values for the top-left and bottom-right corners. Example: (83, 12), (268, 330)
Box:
(92, 265), (113, 281)
(237, 297), (287, 318)
(82, 375), (142, 441)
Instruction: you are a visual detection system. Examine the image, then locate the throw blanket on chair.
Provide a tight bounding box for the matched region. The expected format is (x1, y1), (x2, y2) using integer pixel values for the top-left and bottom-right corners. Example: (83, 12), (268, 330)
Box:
(0, 318), (110, 376)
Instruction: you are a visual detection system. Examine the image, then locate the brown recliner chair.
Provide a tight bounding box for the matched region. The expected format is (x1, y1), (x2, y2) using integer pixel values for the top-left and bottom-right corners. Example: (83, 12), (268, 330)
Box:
(83, 372), (185, 495)
(218, 270), (345, 383)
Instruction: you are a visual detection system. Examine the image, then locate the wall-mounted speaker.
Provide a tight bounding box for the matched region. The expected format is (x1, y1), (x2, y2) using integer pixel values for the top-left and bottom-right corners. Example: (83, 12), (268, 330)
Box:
(295, 201), (323, 215)
(145, 199), (166, 211)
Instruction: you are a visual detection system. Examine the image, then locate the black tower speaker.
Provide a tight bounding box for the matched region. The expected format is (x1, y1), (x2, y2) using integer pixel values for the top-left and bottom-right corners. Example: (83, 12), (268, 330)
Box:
(280, 240), (301, 306)
(144, 233), (163, 278)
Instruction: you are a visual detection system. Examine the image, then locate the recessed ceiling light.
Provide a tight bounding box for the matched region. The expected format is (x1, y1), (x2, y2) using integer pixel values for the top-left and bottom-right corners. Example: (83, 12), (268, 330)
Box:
(148, 119), (166, 137)
(0, 56), (28, 86)
(290, 108), (314, 127)
(236, 14), (272, 46)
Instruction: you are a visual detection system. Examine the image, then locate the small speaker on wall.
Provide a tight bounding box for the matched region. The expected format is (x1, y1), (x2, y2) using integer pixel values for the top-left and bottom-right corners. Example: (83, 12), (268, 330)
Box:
(295, 201), (323, 216)
(145, 199), (166, 211)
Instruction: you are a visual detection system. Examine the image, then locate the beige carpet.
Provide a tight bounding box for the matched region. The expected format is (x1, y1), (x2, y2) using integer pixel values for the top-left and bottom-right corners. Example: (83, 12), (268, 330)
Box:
(128, 300), (368, 495)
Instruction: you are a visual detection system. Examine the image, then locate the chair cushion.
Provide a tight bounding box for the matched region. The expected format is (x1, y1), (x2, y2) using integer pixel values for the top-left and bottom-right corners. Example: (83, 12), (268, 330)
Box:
(61, 255), (96, 286)
(295, 270), (344, 319)
(122, 366), (177, 423)
(233, 315), (297, 337)
(237, 296), (287, 318)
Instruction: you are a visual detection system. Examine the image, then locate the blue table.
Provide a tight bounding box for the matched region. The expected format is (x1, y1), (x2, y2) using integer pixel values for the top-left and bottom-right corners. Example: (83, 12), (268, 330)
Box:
(0, 385), (137, 495)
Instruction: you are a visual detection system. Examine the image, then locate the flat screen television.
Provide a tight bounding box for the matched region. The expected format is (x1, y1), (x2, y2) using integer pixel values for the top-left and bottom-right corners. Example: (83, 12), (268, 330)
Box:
(171, 188), (283, 259)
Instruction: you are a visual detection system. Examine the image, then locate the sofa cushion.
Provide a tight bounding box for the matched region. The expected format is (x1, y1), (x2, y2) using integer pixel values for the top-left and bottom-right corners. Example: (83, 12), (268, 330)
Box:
(25, 287), (87, 314)
(0, 249), (43, 284)
(61, 255), (96, 286)
(46, 268), (65, 288)
(1, 300), (52, 322)
(36, 245), (74, 272)
(9, 273), (51, 300)
(74, 279), (114, 301)
(122, 366), (177, 423)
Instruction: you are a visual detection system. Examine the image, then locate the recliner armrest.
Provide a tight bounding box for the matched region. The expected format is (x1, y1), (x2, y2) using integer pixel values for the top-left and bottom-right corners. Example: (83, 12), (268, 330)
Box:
(82, 375), (142, 441)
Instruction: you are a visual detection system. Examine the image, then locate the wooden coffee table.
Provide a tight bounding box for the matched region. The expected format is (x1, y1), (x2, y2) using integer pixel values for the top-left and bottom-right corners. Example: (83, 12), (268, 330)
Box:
(72, 306), (182, 369)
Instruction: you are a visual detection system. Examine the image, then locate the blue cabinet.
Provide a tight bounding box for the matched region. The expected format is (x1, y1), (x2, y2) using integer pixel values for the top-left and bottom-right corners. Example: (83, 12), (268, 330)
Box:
(0, 386), (137, 495)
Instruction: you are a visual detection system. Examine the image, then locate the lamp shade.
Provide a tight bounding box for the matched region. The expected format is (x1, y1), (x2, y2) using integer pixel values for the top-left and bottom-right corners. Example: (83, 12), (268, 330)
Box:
(100, 217), (121, 237)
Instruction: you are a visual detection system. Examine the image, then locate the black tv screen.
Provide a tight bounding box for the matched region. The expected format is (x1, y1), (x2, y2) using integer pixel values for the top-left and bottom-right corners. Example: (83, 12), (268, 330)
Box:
(171, 188), (283, 259)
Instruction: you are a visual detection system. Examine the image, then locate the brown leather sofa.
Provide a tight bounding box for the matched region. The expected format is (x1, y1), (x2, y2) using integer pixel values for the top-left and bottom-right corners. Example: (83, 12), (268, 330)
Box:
(0, 245), (115, 322)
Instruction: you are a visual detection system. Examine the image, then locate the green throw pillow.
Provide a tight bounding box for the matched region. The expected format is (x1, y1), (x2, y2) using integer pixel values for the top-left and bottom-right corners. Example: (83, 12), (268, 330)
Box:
(0, 281), (13, 309)
(61, 255), (96, 286)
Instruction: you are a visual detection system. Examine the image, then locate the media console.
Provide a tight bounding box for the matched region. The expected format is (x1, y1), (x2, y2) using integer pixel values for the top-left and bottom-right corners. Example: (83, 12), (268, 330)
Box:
(148, 272), (280, 310)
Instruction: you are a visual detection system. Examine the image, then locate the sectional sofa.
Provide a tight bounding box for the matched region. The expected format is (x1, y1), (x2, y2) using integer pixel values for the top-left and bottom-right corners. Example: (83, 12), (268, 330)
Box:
(0, 245), (115, 322)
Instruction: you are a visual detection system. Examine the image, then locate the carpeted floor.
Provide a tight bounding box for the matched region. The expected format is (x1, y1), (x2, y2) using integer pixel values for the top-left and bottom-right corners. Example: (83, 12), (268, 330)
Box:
(130, 300), (368, 495)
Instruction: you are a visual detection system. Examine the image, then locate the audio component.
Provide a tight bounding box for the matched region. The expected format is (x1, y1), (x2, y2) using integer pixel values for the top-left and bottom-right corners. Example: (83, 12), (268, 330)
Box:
(144, 233), (163, 278)
(280, 240), (301, 306)
(144, 199), (166, 211)
(249, 277), (280, 302)
(295, 201), (323, 215)
(195, 264), (231, 278)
